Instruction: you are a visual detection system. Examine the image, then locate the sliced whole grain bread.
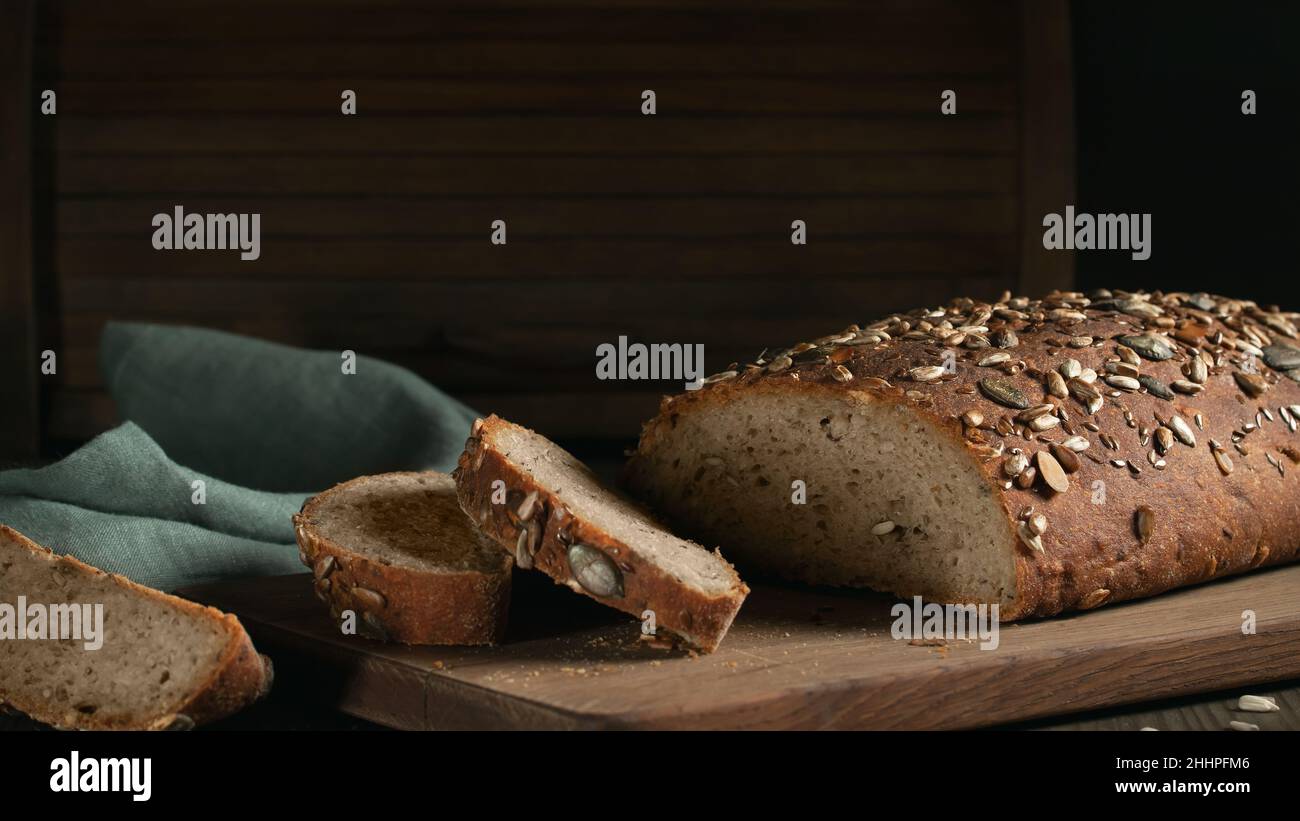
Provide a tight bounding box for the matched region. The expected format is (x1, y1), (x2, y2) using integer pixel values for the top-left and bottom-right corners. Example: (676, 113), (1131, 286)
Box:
(454, 415), (748, 653)
(293, 471), (512, 645)
(626, 289), (1300, 619)
(0, 524), (272, 730)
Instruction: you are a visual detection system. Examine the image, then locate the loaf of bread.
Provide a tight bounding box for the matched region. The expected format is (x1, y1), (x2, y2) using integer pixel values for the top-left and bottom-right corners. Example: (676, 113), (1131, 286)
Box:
(0, 524), (273, 729)
(455, 415), (748, 652)
(627, 290), (1300, 619)
(294, 472), (512, 645)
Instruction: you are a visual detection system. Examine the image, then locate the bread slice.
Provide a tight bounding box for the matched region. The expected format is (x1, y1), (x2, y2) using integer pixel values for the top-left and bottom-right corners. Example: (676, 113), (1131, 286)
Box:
(0, 524), (272, 730)
(293, 471), (512, 645)
(454, 415), (748, 652)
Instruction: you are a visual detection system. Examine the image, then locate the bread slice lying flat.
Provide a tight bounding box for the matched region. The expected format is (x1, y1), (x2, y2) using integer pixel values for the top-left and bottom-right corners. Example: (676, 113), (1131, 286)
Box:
(454, 415), (748, 653)
(627, 290), (1300, 619)
(0, 524), (272, 730)
(293, 471), (512, 645)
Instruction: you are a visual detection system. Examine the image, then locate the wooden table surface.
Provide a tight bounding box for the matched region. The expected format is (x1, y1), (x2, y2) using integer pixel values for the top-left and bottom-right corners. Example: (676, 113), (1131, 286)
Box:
(6, 672), (1297, 731)
(176, 565), (1300, 730)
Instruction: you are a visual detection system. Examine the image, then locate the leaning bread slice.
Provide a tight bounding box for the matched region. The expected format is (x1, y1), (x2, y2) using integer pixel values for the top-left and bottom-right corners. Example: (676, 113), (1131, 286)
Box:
(454, 415), (748, 653)
(293, 471), (512, 645)
(0, 524), (273, 730)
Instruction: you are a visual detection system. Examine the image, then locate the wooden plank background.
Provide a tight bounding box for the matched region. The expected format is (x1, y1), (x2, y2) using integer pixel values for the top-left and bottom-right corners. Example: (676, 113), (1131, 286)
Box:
(0, 0), (38, 461)
(13, 0), (1074, 455)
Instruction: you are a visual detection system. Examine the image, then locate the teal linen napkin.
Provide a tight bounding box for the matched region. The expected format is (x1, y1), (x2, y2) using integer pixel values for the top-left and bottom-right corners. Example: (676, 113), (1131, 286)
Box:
(100, 322), (478, 492)
(0, 323), (479, 591)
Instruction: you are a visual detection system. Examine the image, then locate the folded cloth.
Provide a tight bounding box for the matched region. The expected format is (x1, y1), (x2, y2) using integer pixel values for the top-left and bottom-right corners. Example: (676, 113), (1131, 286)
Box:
(100, 322), (478, 492)
(0, 323), (478, 591)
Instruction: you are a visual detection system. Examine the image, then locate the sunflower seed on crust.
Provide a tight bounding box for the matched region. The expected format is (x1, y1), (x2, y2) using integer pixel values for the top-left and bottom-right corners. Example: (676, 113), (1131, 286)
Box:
(1168, 415), (1196, 447)
(1049, 443), (1081, 473)
(1003, 452), (1029, 477)
(1153, 426), (1174, 454)
(1061, 435), (1090, 452)
(1044, 370), (1069, 399)
(1016, 404), (1055, 423)
(1234, 371), (1268, 397)
(991, 328), (1019, 348)
(1036, 451), (1069, 493)
(1106, 361), (1140, 378)
(1015, 466), (1037, 489)
(1029, 414), (1060, 432)
(1067, 378), (1104, 414)
(1017, 521), (1044, 553)
(1135, 506), (1154, 544)
(1079, 588), (1111, 609)
(1214, 450), (1234, 476)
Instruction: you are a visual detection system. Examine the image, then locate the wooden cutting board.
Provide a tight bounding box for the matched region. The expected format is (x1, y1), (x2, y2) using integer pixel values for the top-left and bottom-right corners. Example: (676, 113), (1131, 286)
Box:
(183, 565), (1300, 730)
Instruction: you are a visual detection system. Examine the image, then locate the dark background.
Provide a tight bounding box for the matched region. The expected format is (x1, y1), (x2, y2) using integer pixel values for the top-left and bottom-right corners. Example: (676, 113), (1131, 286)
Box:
(2, 0), (1297, 463)
(1072, 1), (1300, 308)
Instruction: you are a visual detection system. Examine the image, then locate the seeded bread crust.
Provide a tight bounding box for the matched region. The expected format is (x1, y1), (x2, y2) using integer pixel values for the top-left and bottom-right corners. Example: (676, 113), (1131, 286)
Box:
(293, 472), (512, 645)
(0, 524), (273, 730)
(628, 290), (1300, 620)
(454, 416), (748, 653)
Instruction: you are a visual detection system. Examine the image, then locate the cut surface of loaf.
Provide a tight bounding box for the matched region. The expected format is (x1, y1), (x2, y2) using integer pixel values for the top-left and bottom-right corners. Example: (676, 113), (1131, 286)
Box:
(628, 290), (1300, 619)
(455, 415), (748, 652)
(293, 471), (512, 645)
(631, 383), (1016, 608)
(0, 524), (272, 730)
